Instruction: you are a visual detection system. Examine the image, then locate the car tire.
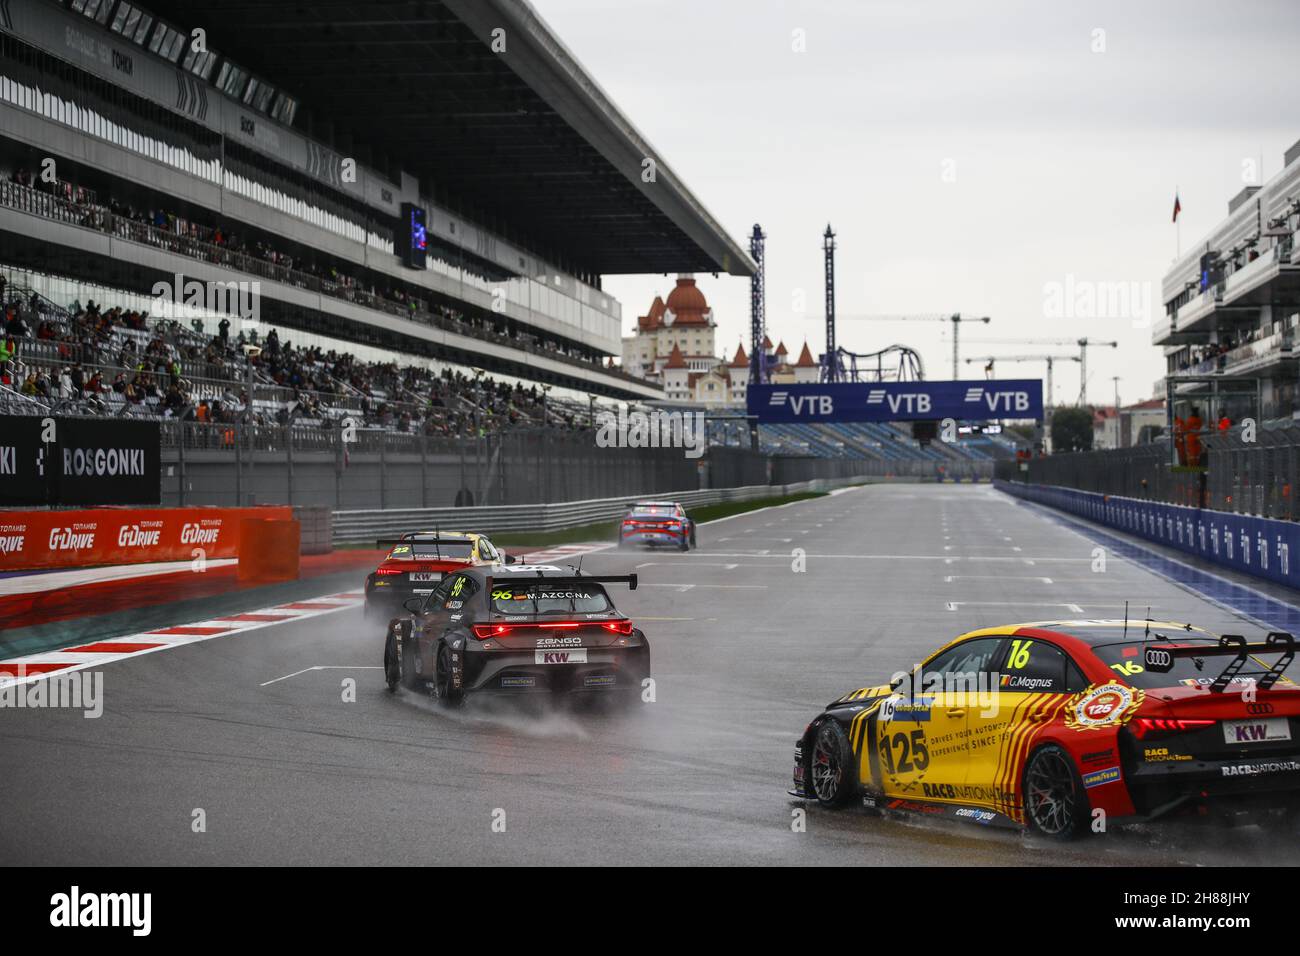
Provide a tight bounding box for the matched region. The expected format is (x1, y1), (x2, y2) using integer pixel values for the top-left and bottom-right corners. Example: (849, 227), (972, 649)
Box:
(809, 719), (855, 808)
(383, 630), (401, 692)
(1022, 744), (1089, 840)
(435, 642), (464, 706)
(689, 525), (697, 548)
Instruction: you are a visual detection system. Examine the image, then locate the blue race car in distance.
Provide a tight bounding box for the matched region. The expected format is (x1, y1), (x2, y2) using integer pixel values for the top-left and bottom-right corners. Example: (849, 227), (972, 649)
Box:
(616, 500), (696, 551)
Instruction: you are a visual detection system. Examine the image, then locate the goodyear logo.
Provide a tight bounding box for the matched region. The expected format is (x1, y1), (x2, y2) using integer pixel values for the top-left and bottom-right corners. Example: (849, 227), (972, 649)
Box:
(1081, 766), (1121, 789)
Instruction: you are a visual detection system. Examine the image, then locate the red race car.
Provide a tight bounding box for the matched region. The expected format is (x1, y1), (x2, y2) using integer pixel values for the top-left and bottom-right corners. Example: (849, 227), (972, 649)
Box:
(364, 531), (509, 620)
(790, 619), (1300, 838)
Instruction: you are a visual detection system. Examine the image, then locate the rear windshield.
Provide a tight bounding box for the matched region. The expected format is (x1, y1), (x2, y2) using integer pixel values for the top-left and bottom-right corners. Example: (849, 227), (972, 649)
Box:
(489, 583), (611, 616)
(1093, 639), (1298, 690)
(388, 542), (474, 560)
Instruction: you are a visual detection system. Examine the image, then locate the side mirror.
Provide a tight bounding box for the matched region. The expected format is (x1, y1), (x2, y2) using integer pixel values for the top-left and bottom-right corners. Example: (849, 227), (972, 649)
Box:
(402, 597), (423, 614)
(505, 553), (519, 565)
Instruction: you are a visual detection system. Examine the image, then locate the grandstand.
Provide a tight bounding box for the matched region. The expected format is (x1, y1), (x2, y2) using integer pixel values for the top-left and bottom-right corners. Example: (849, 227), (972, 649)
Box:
(0, 0), (755, 420)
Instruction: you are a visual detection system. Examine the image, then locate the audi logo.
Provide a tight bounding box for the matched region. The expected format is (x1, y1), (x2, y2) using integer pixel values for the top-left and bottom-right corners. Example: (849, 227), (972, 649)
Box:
(1144, 647), (1173, 671)
(1246, 703), (1275, 715)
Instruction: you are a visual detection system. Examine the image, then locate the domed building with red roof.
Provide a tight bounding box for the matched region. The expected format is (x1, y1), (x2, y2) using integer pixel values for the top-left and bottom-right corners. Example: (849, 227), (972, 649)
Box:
(621, 274), (747, 405)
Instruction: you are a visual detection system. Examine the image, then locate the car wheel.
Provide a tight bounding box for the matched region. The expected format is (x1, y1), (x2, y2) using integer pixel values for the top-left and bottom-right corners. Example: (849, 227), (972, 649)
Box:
(689, 525), (697, 548)
(383, 631), (401, 692)
(810, 720), (855, 808)
(435, 642), (464, 706)
(1023, 745), (1089, 840)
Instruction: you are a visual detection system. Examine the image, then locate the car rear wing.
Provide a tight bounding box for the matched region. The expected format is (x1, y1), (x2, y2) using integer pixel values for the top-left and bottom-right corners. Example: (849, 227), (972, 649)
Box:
(1143, 632), (1296, 692)
(484, 574), (637, 593)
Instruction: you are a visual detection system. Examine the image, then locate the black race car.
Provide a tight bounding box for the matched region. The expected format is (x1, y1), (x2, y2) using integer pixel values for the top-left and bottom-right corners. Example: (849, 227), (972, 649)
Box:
(616, 500), (696, 551)
(382, 564), (649, 704)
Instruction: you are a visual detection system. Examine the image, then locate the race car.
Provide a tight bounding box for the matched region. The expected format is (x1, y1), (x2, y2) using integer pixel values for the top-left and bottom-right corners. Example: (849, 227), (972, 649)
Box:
(363, 531), (509, 619)
(616, 500), (696, 551)
(789, 619), (1300, 838)
(382, 564), (649, 704)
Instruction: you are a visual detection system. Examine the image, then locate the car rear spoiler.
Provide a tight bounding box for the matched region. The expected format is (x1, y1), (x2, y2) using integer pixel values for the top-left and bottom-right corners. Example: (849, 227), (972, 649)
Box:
(485, 574), (637, 592)
(1143, 632), (1296, 692)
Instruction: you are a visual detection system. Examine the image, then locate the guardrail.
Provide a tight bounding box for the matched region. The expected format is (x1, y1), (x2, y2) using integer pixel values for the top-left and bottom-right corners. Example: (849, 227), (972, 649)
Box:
(333, 476), (872, 543)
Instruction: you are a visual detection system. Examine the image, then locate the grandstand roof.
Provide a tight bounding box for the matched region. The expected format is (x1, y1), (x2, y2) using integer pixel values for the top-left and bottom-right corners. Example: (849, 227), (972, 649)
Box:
(146, 0), (755, 278)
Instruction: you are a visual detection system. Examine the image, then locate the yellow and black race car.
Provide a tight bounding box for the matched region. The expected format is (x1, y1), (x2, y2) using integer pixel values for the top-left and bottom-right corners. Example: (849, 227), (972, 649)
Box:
(790, 620), (1300, 838)
(363, 531), (510, 620)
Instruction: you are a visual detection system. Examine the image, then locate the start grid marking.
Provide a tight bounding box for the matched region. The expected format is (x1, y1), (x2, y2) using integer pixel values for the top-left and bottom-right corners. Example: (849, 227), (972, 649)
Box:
(0, 591), (365, 687)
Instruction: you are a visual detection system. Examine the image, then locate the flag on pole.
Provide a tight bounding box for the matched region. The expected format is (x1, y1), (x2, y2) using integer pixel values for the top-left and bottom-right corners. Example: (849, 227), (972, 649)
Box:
(1172, 192), (1182, 223)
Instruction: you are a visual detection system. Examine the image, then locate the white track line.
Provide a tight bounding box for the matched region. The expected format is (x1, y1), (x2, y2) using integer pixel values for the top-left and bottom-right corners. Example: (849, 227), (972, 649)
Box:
(0, 591), (363, 688)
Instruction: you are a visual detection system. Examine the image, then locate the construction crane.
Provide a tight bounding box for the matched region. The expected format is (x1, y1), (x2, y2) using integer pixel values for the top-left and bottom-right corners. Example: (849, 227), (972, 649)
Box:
(965, 336), (1118, 405)
(834, 313), (991, 379)
(964, 354), (1080, 407)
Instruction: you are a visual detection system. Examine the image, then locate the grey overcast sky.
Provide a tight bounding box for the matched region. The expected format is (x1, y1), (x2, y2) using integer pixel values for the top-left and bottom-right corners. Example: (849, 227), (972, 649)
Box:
(532, 0), (1300, 405)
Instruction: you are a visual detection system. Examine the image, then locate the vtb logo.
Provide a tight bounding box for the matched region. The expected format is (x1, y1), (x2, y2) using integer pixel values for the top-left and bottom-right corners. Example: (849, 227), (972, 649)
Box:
(964, 387), (1031, 413)
(769, 391), (833, 415)
(867, 390), (930, 414)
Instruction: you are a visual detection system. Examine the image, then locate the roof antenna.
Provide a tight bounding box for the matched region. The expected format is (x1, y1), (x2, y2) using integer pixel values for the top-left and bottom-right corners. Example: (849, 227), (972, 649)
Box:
(576, 554), (585, 576)
(1143, 607), (1152, 641)
(1123, 601), (1129, 640)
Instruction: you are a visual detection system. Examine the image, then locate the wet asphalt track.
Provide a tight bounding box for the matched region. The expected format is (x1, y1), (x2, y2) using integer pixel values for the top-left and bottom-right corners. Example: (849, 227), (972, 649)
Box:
(3, 483), (1299, 866)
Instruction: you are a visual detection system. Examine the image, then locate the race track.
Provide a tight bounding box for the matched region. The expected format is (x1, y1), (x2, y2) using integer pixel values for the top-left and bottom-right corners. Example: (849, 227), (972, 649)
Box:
(3, 483), (1298, 866)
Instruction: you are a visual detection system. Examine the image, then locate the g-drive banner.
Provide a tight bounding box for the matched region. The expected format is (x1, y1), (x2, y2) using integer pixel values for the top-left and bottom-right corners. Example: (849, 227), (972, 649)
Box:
(748, 379), (1044, 423)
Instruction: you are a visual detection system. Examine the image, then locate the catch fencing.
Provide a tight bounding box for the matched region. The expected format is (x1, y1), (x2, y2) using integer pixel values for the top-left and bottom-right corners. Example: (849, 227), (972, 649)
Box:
(997, 425), (1300, 521)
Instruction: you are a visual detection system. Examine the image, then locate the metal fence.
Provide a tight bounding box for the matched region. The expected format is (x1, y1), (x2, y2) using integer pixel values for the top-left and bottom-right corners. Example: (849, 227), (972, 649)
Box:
(998, 425), (1300, 520)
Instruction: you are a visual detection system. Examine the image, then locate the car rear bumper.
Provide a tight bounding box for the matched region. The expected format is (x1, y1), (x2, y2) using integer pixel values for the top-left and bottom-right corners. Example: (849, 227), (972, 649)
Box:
(620, 529), (685, 546)
(465, 646), (650, 694)
(1125, 752), (1300, 817)
(364, 583), (437, 616)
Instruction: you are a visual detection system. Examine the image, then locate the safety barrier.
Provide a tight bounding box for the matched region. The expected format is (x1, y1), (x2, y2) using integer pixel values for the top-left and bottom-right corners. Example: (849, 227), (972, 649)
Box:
(332, 475), (877, 544)
(996, 480), (1300, 590)
(0, 506), (292, 571)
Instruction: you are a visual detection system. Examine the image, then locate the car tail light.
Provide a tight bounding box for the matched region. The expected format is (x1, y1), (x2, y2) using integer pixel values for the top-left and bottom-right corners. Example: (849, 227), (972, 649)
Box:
(471, 622), (585, 639)
(375, 568), (403, 575)
(1130, 717), (1216, 739)
(603, 620), (634, 635)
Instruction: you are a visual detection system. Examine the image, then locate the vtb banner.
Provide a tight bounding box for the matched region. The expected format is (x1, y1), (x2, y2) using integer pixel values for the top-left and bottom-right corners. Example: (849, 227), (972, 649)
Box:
(0, 506), (293, 571)
(748, 379), (1044, 423)
(0, 415), (160, 506)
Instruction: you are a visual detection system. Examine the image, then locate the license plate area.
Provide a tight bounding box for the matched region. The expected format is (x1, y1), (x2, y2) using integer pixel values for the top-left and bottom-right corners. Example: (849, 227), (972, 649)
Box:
(1223, 717), (1291, 745)
(535, 648), (588, 664)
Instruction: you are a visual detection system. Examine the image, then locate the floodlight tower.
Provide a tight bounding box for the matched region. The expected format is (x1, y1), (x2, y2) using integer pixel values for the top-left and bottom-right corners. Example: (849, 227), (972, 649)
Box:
(823, 224), (837, 381)
(749, 224), (766, 385)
